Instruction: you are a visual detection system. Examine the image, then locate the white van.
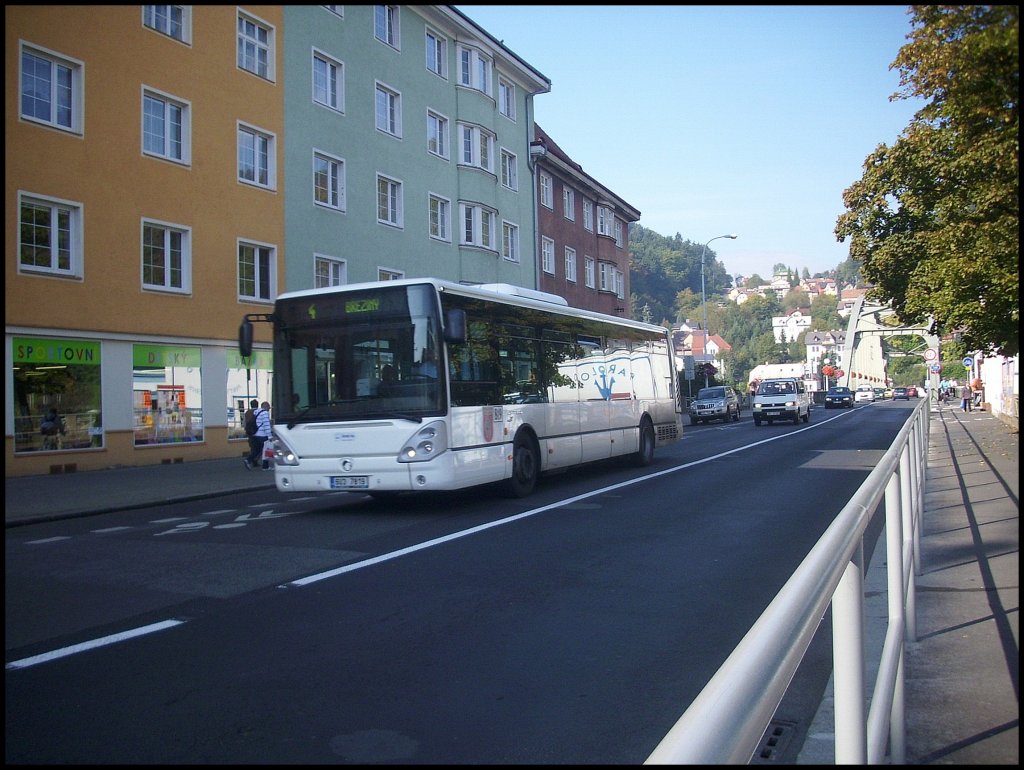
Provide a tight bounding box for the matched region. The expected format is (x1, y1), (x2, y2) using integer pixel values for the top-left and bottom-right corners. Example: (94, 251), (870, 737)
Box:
(752, 377), (811, 426)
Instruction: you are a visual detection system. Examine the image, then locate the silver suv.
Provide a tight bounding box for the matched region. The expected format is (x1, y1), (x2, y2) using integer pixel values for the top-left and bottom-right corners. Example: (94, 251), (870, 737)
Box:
(689, 385), (741, 425)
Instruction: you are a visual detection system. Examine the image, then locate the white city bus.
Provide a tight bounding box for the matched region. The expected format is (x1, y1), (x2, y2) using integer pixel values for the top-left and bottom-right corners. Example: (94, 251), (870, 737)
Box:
(239, 278), (682, 498)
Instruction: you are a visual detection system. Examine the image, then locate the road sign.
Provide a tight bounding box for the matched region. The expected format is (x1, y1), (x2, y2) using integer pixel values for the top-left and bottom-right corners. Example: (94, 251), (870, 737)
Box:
(924, 348), (938, 361)
(930, 364), (941, 373)
(962, 357), (974, 368)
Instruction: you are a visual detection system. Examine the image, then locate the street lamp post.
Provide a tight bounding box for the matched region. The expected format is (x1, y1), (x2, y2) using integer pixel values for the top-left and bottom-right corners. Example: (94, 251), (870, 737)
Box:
(700, 234), (738, 386)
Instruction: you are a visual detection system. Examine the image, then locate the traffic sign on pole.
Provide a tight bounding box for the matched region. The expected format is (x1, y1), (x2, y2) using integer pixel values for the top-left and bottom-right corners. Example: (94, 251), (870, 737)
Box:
(962, 357), (974, 368)
(924, 348), (938, 362)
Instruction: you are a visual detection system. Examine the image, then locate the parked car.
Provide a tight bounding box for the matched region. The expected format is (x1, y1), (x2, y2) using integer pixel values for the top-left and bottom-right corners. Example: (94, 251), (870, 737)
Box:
(855, 385), (875, 403)
(824, 386), (854, 408)
(752, 378), (811, 426)
(892, 387), (909, 400)
(906, 386), (919, 398)
(688, 385), (740, 424)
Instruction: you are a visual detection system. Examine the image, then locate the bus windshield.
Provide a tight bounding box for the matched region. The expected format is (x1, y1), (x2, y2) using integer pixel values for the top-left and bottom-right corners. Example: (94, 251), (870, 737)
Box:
(273, 283), (444, 424)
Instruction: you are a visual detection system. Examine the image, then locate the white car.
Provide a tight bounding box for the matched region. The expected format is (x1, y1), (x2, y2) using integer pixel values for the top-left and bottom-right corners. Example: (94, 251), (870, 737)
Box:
(854, 385), (875, 403)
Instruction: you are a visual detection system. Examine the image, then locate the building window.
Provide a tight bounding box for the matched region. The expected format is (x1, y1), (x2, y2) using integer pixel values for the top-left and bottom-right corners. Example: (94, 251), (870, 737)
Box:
(375, 82), (401, 137)
(13, 336), (104, 453)
(312, 50), (343, 112)
(132, 344), (203, 446)
(498, 77), (515, 119)
(20, 44), (83, 134)
(237, 11), (274, 80)
(237, 123), (275, 189)
(238, 241), (275, 301)
(425, 28), (447, 78)
(584, 256), (595, 288)
(615, 268), (625, 299)
(143, 5), (190, 43)
(18, 193), (82, 278)
(460, 203), (496, 250)
(615, 219), (624, 247)
(429, 194), (451, 241)
(457, 45), (491, 95)
(374, 5), (399, 49)
(427, 110), (449, 159)
(314, 254), (346, 288)
(565, 246), (577, 283)
(541, 236), (555, 274)
(379, 268), (404, 281)
(142, 88), (189, 164)
(502, 221), (520, 263)
(583, 201), (593, 232)
(563, 187), (575, 221)
(458, 123), (494, 173)
(597, 205), (614, 237)
(142, 220), (190, 293)
(500, 149), (518, 190)
(539, 172), (553, 209)
(599, 262), (613, 291)
(377, 174), (403, 227)
(313, 151), (345, 211)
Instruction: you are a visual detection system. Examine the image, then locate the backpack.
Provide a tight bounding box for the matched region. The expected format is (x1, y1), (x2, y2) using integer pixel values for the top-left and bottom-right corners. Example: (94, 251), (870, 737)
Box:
(40, 417), (59, 436)
(243, 409), (258, 436)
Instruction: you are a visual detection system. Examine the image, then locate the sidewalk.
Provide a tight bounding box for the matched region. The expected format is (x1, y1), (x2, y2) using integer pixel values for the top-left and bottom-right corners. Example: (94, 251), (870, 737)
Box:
(798, 404), (1018, 764)
(5, 406), (1019, 764)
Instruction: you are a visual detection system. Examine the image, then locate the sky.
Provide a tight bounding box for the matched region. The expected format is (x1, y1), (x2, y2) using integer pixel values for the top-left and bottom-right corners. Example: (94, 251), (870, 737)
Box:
(456, 5), (926, 281)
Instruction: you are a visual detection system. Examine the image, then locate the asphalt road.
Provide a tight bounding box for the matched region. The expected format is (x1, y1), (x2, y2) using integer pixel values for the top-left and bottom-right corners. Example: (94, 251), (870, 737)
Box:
(5, 402), (909, 763)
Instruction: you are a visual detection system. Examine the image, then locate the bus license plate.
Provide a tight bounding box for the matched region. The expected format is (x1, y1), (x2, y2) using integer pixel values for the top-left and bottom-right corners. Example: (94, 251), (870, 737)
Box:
(330, 475), (369, 490)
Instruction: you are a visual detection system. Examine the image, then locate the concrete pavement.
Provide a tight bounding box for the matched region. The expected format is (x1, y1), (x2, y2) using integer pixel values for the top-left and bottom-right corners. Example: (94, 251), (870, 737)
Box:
(5, 405), (1018, 764)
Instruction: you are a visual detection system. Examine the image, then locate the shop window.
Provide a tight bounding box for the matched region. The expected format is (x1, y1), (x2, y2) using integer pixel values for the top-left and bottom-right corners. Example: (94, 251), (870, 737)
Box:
(13, 337), (103, 453)
(133, 344), (203, 445)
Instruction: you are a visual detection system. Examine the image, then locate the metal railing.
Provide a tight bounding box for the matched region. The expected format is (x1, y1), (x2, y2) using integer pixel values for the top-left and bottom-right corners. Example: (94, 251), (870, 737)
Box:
(646, 396), (929, 764)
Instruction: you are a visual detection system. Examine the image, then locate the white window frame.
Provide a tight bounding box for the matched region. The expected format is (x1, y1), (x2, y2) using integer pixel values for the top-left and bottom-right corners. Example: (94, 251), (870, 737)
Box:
(378, 267), (404, 281)
(374, 5), (400, 50)
(142, 86), (190, 165)
(314, 253), (347, 288)
(458, 123), (494, 173)
(19, 43), (84, 135)
(615, 268), (625, 299)
(313, 150), (346, 211)
(615, 219), (624, 247)
(583, 201), (594, 232)
(322, 6), (344, 19)
(498, 76), (515, 120)
(539, 172), (553, 209)
(563, 187), (575, 221)
(459, 203), (497, 250)
(584, 255), (596, 288)
(541, 236), (555, 275)
(500, 148), (518, 191)
(599, 261), (613, 292)
(237, 122), (276, 190)
(427, 109), (449, 159)
(142, 5), (191, 44)
(425, 28), (447, 79)
(456, 45), (491, 95)
(375, 81), (402, 138)
(237, 239), (276, 302)
(141, 218), (191, 294)
(17, 191), (84, 279)
(237, 10), (275, 81)
(377, 173), (403, 228)
(564, 246), (577, 283)
(502, 221), (520, 263)
(597, 205), (614, 237)
(429, 193), (451, 242)
(312, 49), (344, 113)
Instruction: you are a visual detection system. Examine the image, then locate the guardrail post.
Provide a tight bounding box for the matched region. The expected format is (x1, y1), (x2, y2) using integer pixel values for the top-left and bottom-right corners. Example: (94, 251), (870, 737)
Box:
(832, 540), (867, 763)
(883, 468), (908, 763)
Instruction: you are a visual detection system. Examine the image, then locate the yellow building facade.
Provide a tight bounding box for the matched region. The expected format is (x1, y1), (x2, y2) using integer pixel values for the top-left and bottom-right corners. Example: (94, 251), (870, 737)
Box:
(6, 6), (284, 475)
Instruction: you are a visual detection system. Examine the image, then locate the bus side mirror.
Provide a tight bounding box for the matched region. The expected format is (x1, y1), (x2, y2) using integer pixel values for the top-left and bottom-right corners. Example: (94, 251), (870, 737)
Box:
(443, 309), (467, 344)
(239, 319), (253, 358)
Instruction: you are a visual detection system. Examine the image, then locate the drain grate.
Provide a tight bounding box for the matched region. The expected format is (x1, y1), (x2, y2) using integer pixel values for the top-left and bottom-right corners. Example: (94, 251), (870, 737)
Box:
(750, 719), (797, 763)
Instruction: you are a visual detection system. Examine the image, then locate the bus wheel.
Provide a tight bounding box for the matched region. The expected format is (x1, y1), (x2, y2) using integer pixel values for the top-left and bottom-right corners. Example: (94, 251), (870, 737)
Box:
(632, 418), (655, 467)
(504, 432), (539, 498)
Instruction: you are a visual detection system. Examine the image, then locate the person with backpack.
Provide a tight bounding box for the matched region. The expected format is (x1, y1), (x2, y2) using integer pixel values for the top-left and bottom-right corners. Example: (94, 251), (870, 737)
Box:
(242, 399), (261, 469)
(40, 407), (66, 450)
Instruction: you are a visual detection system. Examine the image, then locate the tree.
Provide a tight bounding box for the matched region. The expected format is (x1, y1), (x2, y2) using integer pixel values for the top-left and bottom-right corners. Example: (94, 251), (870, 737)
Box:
(835, 5), (1018, 356)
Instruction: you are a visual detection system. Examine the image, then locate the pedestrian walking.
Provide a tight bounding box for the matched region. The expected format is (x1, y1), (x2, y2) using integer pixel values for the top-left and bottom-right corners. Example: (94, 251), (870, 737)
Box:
(242, 399), (271, 469)
(959, 383), (973, 412)
(257, 401), (273, 470)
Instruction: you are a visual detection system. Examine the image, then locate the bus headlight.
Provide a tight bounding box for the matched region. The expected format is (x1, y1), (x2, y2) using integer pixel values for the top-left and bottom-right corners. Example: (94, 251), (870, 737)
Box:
(398, 421), (448, 463)
(272, 435), (299, 466)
